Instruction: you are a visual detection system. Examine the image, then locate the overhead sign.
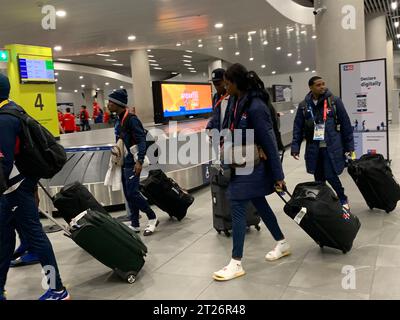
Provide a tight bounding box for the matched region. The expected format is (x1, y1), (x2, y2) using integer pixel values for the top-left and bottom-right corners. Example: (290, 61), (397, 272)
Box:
(340, 59), (388, 159)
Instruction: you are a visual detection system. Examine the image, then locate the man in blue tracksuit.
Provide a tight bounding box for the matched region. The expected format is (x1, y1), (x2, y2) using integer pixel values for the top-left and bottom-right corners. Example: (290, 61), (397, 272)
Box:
(291, 76), (354, 213)
(206, 68), (232, 131)
(0, 74), (69, 300)
(107, 89), (159, 236)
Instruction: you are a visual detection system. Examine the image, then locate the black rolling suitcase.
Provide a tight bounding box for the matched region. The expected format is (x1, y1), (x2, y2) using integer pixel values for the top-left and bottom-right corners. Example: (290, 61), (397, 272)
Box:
(40, 208), (147, 284)
(140, 169), (194, 221)
(39, 181), (109, 223)
(348, 154), (400, 213)
(278, 182), (361, 254)
(211, 167), (261, 237)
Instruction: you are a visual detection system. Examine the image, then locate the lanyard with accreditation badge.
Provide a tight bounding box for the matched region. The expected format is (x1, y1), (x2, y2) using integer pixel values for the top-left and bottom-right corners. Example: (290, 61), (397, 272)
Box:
(0, 100), (9, 109)
(308, 99), (328, 141)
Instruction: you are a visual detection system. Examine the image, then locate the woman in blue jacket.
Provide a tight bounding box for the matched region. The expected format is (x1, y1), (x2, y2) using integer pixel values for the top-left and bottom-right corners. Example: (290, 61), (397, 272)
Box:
(213, 64), (290, 282)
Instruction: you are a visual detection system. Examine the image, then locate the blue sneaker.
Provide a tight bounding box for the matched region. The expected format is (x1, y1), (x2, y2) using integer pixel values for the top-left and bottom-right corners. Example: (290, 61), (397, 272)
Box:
(10, 252), (40, 268)
(38, 288), (70, 301)
(0, 291), (7, 301)
(12, 244), (28, 260)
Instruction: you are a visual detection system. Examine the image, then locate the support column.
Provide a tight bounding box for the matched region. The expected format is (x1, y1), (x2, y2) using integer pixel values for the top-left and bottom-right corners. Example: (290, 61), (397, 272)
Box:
(130, 50), (154, 124)
(365, 14), (387, 60)
(83, 88), (95, 116)
(315, 0), (366, 95)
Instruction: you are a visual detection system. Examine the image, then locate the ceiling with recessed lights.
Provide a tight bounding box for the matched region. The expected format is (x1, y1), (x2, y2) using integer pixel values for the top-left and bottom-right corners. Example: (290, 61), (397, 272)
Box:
(0, 0), (317, 76)
(0, 0), (395, 78)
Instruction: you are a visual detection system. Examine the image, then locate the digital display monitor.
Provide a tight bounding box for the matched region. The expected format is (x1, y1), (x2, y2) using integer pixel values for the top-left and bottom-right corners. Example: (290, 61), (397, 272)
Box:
(18, 55), (55, 83)
(153, 82), (213, 123)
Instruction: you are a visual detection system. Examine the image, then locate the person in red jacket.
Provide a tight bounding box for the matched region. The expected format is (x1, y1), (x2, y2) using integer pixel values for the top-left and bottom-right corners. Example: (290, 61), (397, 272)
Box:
(62, 108), (76, 133)
(92, 102), (100, 120)
(79, 105), (91, 131)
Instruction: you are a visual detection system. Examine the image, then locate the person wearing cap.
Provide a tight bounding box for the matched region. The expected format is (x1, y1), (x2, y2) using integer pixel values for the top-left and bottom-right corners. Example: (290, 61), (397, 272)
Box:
(0, 74), (70, 300)
(107, 89), (159, 236)
(206, 68), (232, 131)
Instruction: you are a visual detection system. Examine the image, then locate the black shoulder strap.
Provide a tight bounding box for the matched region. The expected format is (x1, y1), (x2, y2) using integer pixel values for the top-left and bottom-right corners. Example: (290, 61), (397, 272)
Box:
(0, 108), (26, 119)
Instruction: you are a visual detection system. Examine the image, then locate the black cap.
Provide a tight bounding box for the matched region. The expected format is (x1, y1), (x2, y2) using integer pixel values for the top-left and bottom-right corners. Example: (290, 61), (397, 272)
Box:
(211, 68), (225, 82)
(108, 89), (128, 107)
(0, 73), (10, 101)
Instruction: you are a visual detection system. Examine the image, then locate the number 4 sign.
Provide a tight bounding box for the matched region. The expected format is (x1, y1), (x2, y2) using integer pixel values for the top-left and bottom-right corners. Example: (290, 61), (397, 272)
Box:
(35, 93), (44, 111)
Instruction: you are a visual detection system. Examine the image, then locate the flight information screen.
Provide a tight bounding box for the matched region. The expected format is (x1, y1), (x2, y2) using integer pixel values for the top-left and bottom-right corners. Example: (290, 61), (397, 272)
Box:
(18, 55), (55, 83)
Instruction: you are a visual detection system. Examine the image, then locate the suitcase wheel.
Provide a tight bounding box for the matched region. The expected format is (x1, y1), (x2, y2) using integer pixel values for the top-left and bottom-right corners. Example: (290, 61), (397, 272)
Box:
(127, 274), (137, 284)
(224, 230), (231, 237)
(255, 225), (261, 232)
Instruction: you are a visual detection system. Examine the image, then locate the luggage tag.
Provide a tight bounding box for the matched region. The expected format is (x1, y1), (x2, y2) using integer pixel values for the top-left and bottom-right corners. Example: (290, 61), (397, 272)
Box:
(313, 123), (325, 141)
(294, 207), (307, 225)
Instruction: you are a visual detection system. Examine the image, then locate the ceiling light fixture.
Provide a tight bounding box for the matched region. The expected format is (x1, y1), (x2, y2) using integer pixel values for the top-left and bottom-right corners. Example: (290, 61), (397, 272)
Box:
(79, 76), (84, 79)
(395, 22), (400, 28)
(154, 67), (163, 70)
(235, 51), (240, 56)
(56, 10), (67, 17)
(149, 60), (157, 63)
(55, 72), (59, 76)
(120, 86), (124, 89)
(148, 55), (155, 58)
(392, 1), (398, 10)
(301, 30), (307, 35)
(312, 70), (316, 73)
(248, 31), (257, 35)
(229, 35), (235, 40)
(188, 67), (195, 70)
(96, 53), (110, 57)
(81, 84), (86, 88)
(276, 47), (281, 51)
(261, 65), (266, 68)
(105, 82), (110, 86)
(183, 60), (192, 63)
(185, 50), (193, 53)
(190, 70), (197, 73)
(105, 59), (117, 62)
(74, 90), (78, 93)
(58, 86), (62, 90)
(305, 67), (310, 71)
(312, 35), (317, 39)
(172, 72), (179, 75)
(150, 63), (159, 66)
(176, 43), (182, 47)
(112, 63), (124, 66)
(57, 58), (72, 62)
(198, 44), (204, 48)
(147, 49), (152, 52)
(214, 22), (224, 29)
(183, 55), (192, 58)
(297, 60), (302, 65)
(287, 53), (293, 57)
(218, 47), (224, 51)
(272, 71), (276, 75)
(249, 57), (254, 61)
(184, 64), (192, 66)
(263, 40), (268, 45)
(128, 35), (136, 41)
(54, 46), (62, 51)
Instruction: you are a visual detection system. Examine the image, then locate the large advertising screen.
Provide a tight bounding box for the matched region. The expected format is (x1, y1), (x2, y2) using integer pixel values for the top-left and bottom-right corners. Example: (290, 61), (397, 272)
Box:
(18, 55), (55, 84)
(161, 83), (212, 118)
(340, 59), (388, 159)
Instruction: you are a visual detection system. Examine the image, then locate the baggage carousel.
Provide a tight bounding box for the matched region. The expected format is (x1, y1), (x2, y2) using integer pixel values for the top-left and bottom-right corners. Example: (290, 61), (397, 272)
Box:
(39, 108), (295, 214)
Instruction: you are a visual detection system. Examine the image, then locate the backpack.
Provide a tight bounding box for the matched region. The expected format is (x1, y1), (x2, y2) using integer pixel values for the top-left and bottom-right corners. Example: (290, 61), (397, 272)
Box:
(266, 99), (285, 151)
(0, 106), (67, 179)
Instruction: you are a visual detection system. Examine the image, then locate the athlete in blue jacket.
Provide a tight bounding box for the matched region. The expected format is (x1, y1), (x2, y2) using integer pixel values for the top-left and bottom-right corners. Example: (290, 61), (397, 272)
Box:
(0, 74), (69, 300)
(291, 76), (354, 213)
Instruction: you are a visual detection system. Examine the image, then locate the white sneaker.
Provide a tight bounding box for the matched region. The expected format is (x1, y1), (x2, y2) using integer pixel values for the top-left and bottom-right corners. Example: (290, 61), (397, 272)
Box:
(143, 219), (159, 236)
(129, 226), (140, 233)
(213, 259), (245, 281)
(265, 240), (291, 261)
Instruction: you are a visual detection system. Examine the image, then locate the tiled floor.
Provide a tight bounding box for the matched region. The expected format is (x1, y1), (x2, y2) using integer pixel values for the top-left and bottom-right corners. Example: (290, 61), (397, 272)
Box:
(5, 126), (400, 300)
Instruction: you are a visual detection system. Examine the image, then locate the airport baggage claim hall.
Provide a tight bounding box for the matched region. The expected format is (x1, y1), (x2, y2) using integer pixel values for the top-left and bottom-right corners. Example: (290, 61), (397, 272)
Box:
(1, 0), (400, 301)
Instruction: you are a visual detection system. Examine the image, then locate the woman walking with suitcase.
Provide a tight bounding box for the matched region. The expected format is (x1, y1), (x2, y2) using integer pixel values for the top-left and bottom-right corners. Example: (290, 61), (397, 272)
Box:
(213, 64), (291, 281)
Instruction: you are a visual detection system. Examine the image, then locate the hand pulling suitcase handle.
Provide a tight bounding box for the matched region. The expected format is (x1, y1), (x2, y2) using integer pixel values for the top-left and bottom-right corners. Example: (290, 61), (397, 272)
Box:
(275, 185), (292, 205)
(38, 209), (71, 236)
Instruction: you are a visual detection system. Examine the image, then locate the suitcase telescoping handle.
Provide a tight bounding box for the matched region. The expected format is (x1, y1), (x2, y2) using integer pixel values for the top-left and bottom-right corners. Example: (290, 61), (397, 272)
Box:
(37, 181), (71, 236)
(37, 181), (55, 201)
(275, 184), (292, 205)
